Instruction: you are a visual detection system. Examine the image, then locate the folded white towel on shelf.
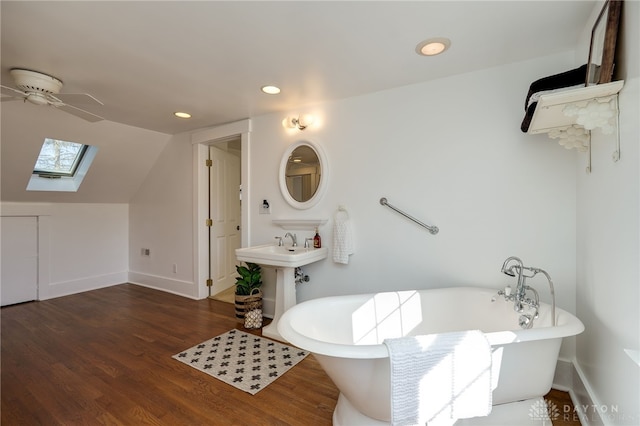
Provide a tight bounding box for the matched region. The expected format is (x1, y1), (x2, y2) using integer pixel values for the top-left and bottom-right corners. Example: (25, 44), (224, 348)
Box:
(333, 208), (354, 264)
(384, 330), (492, 426)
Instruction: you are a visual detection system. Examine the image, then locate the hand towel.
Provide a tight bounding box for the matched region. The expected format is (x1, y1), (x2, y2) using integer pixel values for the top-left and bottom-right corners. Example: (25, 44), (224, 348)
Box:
(333, 208), (354, 264)
(384, 330), (492, 426)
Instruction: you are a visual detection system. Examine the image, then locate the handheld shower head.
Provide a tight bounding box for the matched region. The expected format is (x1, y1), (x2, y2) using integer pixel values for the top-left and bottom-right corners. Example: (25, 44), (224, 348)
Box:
(502, 266), (517, 277)
(501, 256), (523, 276)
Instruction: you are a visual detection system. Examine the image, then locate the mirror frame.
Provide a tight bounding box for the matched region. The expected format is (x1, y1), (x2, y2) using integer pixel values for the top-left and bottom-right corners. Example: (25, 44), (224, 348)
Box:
(279, 139), (328, 210)
(585, 0), (621, 86)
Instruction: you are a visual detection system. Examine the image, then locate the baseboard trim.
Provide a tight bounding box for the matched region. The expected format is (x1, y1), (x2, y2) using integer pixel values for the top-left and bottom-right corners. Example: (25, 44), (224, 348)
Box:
(572, 361), (606, 426)
(553, 359), (603, 426)
(43, 271), (128, 300)
(128, 271), (199, 299)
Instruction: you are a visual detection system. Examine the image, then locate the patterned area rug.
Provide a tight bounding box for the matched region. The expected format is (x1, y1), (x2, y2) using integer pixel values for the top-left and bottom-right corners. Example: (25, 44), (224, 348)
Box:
(172, 329), (309, 395)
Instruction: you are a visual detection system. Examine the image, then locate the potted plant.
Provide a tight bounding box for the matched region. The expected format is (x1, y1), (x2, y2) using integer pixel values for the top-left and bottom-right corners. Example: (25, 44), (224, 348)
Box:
(234, 262), (262, 321)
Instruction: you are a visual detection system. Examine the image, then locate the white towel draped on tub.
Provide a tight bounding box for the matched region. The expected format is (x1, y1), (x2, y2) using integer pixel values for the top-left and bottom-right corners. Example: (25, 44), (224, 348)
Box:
(383, 330), (492, 426)
(333, 207), (354, 264)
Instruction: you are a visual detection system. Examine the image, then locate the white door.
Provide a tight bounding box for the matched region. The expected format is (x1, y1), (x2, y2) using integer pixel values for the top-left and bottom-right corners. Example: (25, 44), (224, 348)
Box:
(1, 216), (38, 306)
(209, 145), (241, 295)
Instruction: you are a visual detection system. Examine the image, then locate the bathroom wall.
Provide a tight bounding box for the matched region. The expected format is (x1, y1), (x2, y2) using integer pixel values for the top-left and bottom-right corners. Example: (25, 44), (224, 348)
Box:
(1, 103), (169, 301)
(247, 52), (580, 359)
(574, 1), (639, 424)
(126, 6), (639, 414)
(128, 51), (582, 362)
(128, 132), (197, 297)
(0, 202), (129, 300)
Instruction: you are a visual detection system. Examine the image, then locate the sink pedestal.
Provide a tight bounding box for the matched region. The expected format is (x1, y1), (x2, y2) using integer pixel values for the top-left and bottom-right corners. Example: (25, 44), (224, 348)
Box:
(262, 267), (296, 342)
(235, 244), (328, 343)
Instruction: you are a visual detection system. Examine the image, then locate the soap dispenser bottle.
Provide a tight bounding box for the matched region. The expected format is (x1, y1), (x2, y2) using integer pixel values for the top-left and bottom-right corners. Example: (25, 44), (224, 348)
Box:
(313, 227), (321, 248)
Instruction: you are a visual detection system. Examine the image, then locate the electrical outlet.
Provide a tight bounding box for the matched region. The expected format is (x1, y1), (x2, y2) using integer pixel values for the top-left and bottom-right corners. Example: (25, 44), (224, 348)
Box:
(141, 248), (150, 256)
(173, 263), (178, 274)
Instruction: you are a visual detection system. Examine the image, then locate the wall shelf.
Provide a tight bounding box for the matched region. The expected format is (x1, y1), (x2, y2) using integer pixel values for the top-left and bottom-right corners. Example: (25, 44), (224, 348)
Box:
(527, 80), (623, 134)
(527, 80), (624, 173)
(272, 219), (327, 231)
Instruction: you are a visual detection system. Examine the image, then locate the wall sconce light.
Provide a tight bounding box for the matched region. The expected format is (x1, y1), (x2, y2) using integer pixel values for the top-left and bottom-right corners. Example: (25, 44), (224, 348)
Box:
(282, 114), (314, 130)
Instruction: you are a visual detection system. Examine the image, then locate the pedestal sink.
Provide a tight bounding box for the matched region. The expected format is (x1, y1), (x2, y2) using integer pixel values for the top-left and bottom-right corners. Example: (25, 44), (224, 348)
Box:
(235, 244), (328, 342)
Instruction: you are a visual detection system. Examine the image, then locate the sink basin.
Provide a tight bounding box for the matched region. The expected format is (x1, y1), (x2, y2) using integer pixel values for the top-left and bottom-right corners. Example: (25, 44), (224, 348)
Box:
(236, 244), (328, 268)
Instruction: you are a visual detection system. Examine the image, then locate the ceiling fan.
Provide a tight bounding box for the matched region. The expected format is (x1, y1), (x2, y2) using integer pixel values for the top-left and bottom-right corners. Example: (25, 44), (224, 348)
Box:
(0, 68), (104, 122)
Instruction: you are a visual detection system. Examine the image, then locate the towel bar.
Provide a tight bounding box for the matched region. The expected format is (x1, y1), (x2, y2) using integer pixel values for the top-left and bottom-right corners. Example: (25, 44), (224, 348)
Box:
(379, 197), (439, 235)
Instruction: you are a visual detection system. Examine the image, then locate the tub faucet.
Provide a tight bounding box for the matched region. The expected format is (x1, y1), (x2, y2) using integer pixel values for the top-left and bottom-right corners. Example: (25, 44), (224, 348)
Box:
(284, 232), (297, 247)
(498, 256), (556, 327)
(501, 256), (526, 304)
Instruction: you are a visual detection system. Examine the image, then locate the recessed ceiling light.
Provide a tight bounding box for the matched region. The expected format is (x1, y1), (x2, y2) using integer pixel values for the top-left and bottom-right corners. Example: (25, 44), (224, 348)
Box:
(416, 37), (451, 56)
(174, 112), (191, 119)
(261, 85), (281, 95)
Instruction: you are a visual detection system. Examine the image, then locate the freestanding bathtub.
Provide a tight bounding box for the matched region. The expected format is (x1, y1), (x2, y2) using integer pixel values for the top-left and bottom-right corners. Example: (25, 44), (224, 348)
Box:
(278, 286), (584, 425)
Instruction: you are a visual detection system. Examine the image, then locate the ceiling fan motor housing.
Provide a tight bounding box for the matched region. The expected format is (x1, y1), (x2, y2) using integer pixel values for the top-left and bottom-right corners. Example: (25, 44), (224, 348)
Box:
(10, 69), (63, 95)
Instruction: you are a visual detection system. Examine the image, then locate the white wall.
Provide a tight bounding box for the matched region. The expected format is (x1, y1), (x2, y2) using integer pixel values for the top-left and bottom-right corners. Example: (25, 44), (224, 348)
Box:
(127, 50), (583, 358)
(0, 202), (128, 300)
(0, 100), (170, 300)
(574, 1), (640, 424)
(245, 52), (579, 359)
(128, 49), (582, 352)
(128, 133), (197, 297)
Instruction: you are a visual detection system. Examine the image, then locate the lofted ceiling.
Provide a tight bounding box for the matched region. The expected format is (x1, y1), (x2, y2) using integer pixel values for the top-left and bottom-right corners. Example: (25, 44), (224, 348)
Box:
(1, 1), (596, 135)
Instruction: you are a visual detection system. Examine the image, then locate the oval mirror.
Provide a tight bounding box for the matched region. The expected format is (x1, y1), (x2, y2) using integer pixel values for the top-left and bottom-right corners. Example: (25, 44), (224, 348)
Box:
(279, 140), (328, 209)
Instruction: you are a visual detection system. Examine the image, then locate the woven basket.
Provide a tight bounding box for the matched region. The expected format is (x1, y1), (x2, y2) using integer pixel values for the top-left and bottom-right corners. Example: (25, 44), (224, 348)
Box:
(244, 307), (263, 329)
(235, 288), (262, 321)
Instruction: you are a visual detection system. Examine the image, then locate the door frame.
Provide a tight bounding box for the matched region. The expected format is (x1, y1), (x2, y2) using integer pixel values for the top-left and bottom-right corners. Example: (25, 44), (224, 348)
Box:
(191, 119), (251, 300)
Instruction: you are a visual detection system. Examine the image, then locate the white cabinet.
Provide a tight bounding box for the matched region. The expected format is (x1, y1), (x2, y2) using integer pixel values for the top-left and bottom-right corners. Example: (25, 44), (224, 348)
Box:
(1, 216), (38, 306)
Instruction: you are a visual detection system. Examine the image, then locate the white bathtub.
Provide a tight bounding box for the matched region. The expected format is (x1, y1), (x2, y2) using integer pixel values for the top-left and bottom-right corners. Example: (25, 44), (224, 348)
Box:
(278, 286), (584, 425)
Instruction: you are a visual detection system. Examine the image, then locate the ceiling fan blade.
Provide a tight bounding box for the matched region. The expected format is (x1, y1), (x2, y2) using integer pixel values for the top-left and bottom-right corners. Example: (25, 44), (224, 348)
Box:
(54, 93), (103, 106)
(55, 103), (104, 122)
(1, 84), (27, 97)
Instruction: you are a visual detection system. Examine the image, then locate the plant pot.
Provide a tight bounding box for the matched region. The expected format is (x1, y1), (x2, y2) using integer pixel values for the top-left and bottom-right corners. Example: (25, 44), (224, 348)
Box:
(235, 288), (262, 321)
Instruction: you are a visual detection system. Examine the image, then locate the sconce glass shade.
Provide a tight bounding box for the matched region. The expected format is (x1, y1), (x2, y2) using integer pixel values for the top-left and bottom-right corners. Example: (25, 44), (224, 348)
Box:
(282, 114), (314, 130)
(282, 117), (297, 129)
(297, 114), (314, 129)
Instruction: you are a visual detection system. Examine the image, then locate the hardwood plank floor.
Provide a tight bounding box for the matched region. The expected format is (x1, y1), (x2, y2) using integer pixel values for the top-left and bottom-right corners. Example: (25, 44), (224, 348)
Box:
(1, 284), (338, 425)
(2, 284), (579, 425)
(545, 389), (582, 426)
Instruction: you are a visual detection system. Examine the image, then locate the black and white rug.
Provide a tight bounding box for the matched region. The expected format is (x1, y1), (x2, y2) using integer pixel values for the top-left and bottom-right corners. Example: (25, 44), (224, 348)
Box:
(172, 329), (309, 395)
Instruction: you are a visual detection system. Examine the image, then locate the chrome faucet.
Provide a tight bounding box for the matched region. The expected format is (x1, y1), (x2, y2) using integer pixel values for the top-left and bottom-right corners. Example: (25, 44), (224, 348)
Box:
(501, 256), (526, 305)
(497, 256), (556, 328)
(283, 232), (297, 247)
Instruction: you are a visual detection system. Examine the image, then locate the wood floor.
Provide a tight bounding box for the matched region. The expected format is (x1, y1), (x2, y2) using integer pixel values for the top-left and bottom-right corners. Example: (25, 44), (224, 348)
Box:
(1, 284), (579, 425)
(1, 284), (338, 425)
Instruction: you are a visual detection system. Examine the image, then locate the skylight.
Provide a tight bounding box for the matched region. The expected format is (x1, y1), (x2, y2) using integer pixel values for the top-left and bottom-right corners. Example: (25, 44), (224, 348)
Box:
(34, 138), (88, 177)
(27, 138), (98, 192)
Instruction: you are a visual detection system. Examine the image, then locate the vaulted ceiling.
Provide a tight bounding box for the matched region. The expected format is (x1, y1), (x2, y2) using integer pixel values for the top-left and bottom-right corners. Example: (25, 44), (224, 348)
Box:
(1, 1), (596, 135)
